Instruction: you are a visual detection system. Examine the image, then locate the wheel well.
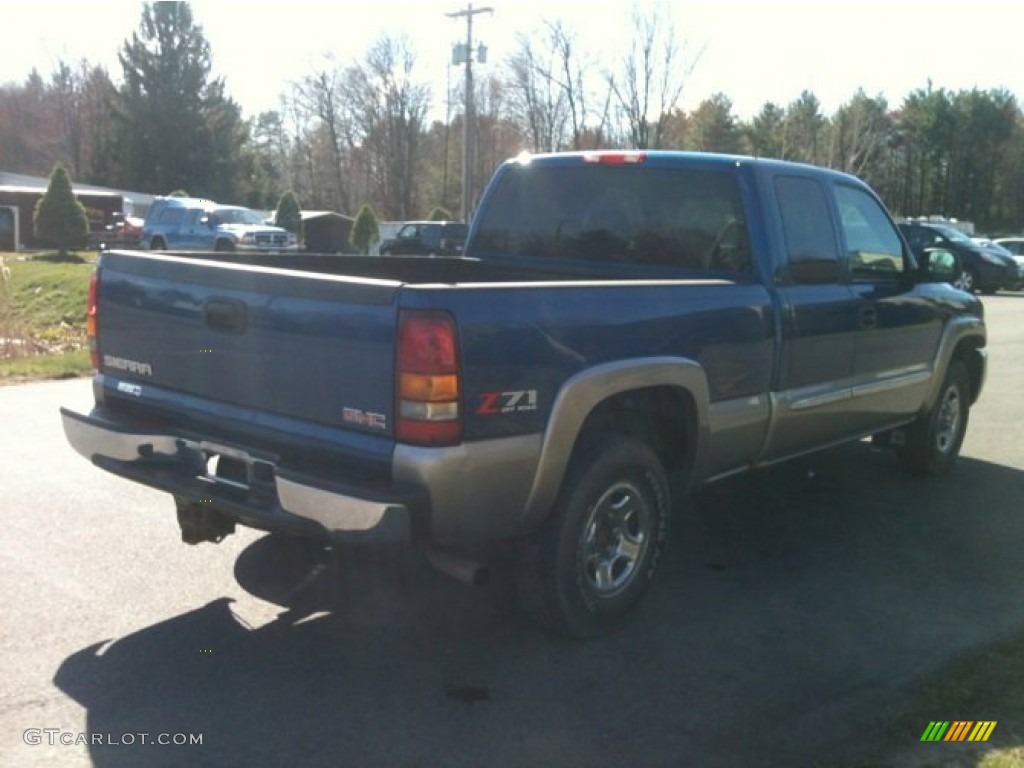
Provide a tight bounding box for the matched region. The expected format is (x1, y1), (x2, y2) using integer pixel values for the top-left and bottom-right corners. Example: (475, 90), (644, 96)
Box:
(573, 386), (697, 485)
(952, 338), (985, 404)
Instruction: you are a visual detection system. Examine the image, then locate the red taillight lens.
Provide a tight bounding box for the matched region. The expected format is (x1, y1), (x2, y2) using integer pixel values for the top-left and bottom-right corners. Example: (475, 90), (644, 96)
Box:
(397, 311), (461, 445)
(87, 271), (99, 369)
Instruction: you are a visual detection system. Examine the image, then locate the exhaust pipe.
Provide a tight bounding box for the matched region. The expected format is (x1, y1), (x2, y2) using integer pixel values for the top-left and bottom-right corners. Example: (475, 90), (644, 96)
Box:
(427, 546), (489, 586)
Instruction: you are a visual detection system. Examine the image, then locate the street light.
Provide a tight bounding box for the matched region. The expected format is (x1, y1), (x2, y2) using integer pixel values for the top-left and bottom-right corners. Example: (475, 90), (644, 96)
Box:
(446, 3), (493, 222)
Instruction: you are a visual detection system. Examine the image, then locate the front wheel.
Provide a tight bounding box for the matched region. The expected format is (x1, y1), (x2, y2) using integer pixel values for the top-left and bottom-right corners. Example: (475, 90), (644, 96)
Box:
(900, 361), (970, 475)
(515, 435), (671, 638)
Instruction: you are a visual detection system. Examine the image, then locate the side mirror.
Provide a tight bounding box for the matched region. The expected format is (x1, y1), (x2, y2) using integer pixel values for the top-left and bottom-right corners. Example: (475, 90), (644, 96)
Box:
(920, 247), (960, 284)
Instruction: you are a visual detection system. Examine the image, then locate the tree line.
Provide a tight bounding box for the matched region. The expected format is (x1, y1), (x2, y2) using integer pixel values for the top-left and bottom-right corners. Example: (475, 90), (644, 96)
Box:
(1, 2), (1021, 233)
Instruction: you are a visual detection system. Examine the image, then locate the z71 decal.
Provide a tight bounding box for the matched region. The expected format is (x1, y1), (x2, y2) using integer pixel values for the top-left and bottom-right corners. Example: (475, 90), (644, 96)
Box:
(476, 389), (539, 415)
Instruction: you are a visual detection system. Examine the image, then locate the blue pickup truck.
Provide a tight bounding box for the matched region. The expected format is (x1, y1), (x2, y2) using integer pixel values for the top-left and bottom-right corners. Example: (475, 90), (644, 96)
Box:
(62, 151), (986, 637)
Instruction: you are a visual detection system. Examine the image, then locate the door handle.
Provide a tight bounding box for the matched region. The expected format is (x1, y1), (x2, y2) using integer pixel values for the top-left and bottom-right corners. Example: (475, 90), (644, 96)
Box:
(858, 306), (878, 330)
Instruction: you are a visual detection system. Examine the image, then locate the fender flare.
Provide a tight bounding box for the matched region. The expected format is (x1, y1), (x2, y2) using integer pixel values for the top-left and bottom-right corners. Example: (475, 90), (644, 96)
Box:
(924, 316), (986, 410)
(520, 356), (711, 528)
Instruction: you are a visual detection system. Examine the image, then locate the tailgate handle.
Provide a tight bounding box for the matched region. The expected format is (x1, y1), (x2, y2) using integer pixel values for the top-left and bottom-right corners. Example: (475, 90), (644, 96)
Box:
(203, 298), (247, 334)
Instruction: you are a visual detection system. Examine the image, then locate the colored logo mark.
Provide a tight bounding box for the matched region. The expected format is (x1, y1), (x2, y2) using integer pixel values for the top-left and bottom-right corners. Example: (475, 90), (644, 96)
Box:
(920, 721), (997, 742)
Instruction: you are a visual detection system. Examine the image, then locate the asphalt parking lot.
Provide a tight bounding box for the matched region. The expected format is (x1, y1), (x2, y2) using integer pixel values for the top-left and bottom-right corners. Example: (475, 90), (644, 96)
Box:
(1, 293), (1022, 767)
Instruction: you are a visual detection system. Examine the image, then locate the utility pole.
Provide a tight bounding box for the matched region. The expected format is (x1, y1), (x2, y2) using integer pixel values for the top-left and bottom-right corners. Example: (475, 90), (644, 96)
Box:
(446, 3), (492, 222)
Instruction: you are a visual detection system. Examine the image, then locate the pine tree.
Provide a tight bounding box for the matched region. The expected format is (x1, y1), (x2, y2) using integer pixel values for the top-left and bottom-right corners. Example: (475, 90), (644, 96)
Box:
(115, 2), (247, 199)
(274, 190), (303, 243)
(34, 164), (89, 256)
(350, 205), (379, 255)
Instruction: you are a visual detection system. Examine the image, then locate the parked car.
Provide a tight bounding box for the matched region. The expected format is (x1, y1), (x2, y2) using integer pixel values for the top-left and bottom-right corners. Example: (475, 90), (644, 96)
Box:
(91, 211), (144, 250)
(993, 237), (1024, 290)
(142, 197), (299, 253)
(378, 221), (468, 256)
(898, 221), (1016, 293)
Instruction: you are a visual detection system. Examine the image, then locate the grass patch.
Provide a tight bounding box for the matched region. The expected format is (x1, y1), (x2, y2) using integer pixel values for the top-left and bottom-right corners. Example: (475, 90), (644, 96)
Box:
(863, 627), (1024, 767)
(1, 251), (97, 381)
(2, 251), (97, 333)
(0, 348), (91, 381)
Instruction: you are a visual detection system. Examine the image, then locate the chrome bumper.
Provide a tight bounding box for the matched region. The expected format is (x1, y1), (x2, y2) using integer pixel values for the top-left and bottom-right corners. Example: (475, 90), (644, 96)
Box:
(60, 407), (411, 540)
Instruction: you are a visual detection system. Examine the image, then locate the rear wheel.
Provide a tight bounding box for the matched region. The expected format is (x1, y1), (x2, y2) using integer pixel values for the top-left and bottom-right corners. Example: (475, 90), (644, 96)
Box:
(150, 236), (166, 251)
(214, 239), (235, 252)
(900, 360), (970, 476)
(515, 435), (671, 638)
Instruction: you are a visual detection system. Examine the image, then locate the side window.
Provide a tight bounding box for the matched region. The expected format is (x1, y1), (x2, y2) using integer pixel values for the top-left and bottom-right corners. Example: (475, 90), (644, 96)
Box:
(183, 209), (202, 226)
(901, 227), (924, 252)
(158, 208), (184, 226)
(834, 185), (905, 280)
(774, 176), (841, 284)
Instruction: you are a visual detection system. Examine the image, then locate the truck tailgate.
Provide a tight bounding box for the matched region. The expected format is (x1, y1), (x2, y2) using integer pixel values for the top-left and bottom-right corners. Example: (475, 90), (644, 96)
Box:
(96, 251), (401, 435)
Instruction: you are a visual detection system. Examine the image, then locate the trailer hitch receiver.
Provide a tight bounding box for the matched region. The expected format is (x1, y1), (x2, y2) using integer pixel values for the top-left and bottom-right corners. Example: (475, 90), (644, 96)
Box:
(176, 497), (236, 544)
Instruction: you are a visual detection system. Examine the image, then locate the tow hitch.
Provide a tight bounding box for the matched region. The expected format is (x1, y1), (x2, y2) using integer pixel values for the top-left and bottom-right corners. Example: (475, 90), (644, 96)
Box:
(176, 497), (236, 544)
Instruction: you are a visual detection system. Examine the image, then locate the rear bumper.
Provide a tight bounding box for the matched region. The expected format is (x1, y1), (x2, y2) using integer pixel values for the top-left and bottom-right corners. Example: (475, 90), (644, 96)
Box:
(61, 407), (416, 542)
(61, 405), (545, 551)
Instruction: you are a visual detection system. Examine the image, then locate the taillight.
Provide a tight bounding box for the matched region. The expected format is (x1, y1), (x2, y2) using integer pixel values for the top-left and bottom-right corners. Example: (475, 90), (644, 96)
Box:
(87, 271), (99, 369)
(397, 310), (461, 446)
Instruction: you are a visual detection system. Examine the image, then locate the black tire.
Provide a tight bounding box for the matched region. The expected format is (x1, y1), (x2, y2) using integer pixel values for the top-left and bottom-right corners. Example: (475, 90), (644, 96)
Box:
(900, 360), (970, 476)
(515, 435), (671, 638)
(150, 236), (166, 251)
(214, 239), (235, 252)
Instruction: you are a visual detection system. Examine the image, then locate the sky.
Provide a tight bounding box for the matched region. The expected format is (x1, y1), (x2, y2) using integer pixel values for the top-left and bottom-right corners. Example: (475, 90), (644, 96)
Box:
(1, 0), (1022, 122)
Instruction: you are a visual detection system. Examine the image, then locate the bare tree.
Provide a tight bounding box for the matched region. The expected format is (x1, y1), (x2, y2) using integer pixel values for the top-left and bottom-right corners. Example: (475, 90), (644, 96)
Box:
(342, 35), (430, 219)
(294, 60), (351, 213)
(50, 60), (83, 176)
(608, 5), (702, 149)
(505, 32), (568, 152)
(503, 19), (610, 152)
(781, 90), (827, 165)
(276, 93), (319, 208)
(828, 89), (892, 180)
(546, 20), (610, 150)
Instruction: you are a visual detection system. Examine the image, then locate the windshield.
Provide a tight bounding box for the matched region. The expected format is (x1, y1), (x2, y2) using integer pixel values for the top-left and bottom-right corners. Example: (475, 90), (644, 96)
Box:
(211, 207), (266, 226)
(932, 224), (972, 244)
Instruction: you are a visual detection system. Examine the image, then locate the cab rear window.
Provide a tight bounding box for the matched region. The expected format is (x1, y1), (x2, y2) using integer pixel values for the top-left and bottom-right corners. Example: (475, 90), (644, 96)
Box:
(469, 164), (751, 276)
